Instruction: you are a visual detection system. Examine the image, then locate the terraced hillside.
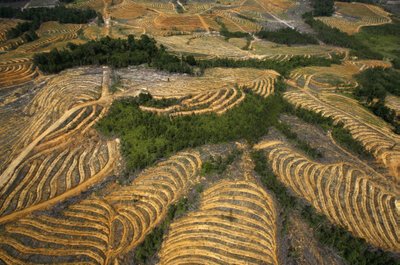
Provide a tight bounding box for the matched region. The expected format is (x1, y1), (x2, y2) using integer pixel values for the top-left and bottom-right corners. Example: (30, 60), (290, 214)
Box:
(0, 67), (120, 224)
(255, 140), (399, 252)
(316, 2), (392, 34)
(284, 90), (400, 180)
(0, 145), (234, 264)
(0, 0), (399, 264)
(0, 58), (39, 89)
(159, 179), (279, 265)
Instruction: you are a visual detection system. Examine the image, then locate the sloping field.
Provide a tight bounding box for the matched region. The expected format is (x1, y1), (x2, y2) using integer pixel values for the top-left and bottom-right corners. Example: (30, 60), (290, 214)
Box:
(159, 179), (279, 265)
(0, 67), (121, 224)
(0, 146), (232, 264)
(284, 90), (400, 180)
(254, 140), (400, 252)
(316, 2), (392, 34)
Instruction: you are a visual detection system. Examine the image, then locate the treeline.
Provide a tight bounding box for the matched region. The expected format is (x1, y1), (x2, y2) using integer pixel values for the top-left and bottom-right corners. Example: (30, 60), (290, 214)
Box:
(33, 33), (342, 76)
(6, 21), (38, 41)
(355, 67), (400, 133)
(198, 54), (341, 77)
(33, 35), (194, 74)
(303, 12), (382, 59)
(311, 0), (335, 16)
(256, 28), (318, 46)
(0, 6), (98, 41)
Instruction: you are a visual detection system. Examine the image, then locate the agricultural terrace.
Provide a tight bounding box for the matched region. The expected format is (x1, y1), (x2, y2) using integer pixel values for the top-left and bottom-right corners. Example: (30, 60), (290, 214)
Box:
(289, 60), (391, 91)
(159, 179), (279, 265)
(254, 140), (399, 252)
(0, 67), (120, 224)
(284, 90), (400, 180)
(316, 2), (392, 35)
(0, 145), (235, 264)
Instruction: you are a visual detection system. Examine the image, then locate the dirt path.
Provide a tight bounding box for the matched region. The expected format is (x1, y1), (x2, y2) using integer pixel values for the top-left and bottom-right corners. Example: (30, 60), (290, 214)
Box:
(103, 0), (111, 36)
(197, 14), (210, 33)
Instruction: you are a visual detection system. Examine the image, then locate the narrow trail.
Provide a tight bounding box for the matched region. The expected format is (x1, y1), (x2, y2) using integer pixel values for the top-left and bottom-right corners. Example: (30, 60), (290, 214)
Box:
(103, 0), (111, 36)
(253, 0), (294, 29)
(197, 14), (210, 33)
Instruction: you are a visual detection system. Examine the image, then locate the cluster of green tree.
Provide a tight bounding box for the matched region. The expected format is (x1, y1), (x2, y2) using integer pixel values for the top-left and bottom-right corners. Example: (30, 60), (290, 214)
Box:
(355, 18), (400, 69)
(354, 67), (400, 133)
(198, 54), (341, 77)
(97, 91), (285, 171)
(311, 0), (335, 16)
(33, 35), (194, 74)
(303, 12), (382, 59)
(200, 150), (241, 176)
(256, 28), (318, 46)
(5, 21), (39, 42)
(134, 198), (190, 264)
(0, 6), (97, 42)
(0, 6), (97, 23)
(275, 122), (322, 159)
(251, 151), (399, 265)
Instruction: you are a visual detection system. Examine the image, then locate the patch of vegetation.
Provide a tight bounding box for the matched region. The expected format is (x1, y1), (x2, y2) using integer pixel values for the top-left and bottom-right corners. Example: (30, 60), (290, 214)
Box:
(97, 91), (286, 171)
(139, 93), (182, 108)
(355, 17), (400, 68)
(303, 12), (381, 59)
(201, 150), (241, 176)
(0, 6), (97, 41)
(216, 19), (252, 40)
(354, 67), (400, 133)
(236, 13), (257, 23)
(301, 205), (400, 265)
(34, 35), (194, 74)
(252, 151), (297, 210)
(276, 121), (322, 159)
(252, 151), (400, 265)
(331, 126), (373, 159)
(311, 0), (334, 16)
(133, 197), (191, 264)
(256, 28), (318, 46)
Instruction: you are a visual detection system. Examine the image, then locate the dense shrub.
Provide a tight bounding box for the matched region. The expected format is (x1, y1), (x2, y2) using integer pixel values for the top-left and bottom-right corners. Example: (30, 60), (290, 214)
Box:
(311, 0), (335, 16)
(34, 35), (194, 74)
(256, 28), (318, 45)
(97, 92), (285, 171)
